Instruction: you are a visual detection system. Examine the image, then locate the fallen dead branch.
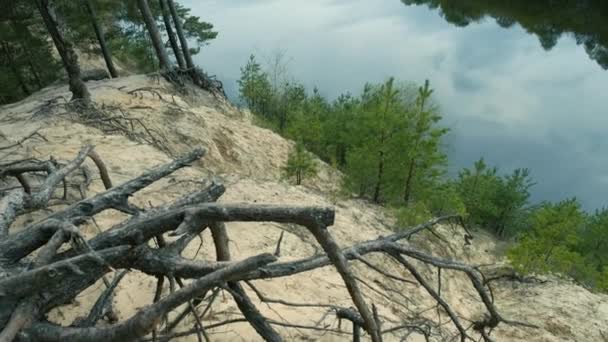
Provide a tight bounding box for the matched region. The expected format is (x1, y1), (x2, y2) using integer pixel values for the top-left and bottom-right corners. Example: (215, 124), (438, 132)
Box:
(0, 146), (534, 342)
(0, 128), (46, 151)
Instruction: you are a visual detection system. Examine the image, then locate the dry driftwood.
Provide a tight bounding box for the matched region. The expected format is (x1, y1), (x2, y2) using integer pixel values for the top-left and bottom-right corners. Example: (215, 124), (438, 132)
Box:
(0, 146), (534, 342)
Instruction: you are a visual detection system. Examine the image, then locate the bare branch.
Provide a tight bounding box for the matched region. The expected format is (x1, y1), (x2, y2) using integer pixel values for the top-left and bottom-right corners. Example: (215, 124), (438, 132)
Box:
(307, 223), (381, 341)
(86, 150), (112, 190)
(0, 148), (206, 263)
(24, 253), (277, 342)
(0, 129), (45, 151)
(75, 270), (128, 327)
(274, 230), (285, 257)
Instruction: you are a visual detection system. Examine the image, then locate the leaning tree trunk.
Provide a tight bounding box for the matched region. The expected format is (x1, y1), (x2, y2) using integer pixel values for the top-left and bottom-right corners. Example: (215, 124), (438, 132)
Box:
(82, 0), (118, 78)
(137, 0), (171, 71)
(35, 0), (90, 101)
(167, 0), (201, 84)
(159, 0), (186, 70)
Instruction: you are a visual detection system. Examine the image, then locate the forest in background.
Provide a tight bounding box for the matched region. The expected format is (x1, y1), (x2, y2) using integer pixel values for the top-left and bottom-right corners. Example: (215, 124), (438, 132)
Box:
(237, 52), (608, 292)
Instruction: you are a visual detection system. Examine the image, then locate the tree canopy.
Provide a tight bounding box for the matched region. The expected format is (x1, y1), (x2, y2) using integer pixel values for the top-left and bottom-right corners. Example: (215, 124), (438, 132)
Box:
(0, 0), (218, 104)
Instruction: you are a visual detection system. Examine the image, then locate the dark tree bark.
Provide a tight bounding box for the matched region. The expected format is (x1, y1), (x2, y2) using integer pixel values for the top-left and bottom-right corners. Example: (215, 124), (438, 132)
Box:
(372, 146), (384, 204)
(403, 158), (415, 204)
(167, 0), (201, 84)
(82, 0), (118, 78)
(137, 0), (171, 71)
(159, 0), (186, 69)
(210, 223), (283, 342)
(35, 0), (90, 101)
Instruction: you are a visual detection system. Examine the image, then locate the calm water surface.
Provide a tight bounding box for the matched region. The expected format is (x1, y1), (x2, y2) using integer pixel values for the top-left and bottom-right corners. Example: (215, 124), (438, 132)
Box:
(182, 0), (608, 210)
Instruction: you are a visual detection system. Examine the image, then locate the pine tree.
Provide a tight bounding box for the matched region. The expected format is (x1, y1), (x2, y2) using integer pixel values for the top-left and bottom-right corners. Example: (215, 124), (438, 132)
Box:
(159, 0), (185, 69)
(283, 142), (318, 185)
(508, 199), (585, 276)
(82, 0), (118, 77)
(455, 159), (533, 237)
(238, 54), (272, 115)
(401, 80), (448, 205)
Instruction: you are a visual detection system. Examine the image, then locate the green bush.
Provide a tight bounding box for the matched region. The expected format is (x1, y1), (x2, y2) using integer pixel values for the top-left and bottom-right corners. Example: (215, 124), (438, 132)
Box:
(455, 158), (533, 238)
(506, 199), (608, 292)
(394, 202), (433, 228)
(508, 199), (584, 274)
(422, 182), (467, 218)
(282, 142), (318, 185)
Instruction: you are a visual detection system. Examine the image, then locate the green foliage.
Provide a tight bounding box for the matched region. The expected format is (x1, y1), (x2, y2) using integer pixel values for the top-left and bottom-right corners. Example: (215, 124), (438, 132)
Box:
(507, 199), (608, 291)
(238, 54), (273, 115)
(508, 199), (584, 274)
(394, 202), (433, 227)
(180, 7), (218, 55)
(422, 182), (467, 217)
(455, 158), (534, 237)
(237, 49), (608, 292)
(0, 0), (218, 105)
(576, 208), (608, 290)
(100, 0), (217, 72)
(238, 53), (453, 227)
(0, 2), (61, 104)
(341, 78), (449, 204)
(238, 53), (310, 132)
(282, 142), (318, 185)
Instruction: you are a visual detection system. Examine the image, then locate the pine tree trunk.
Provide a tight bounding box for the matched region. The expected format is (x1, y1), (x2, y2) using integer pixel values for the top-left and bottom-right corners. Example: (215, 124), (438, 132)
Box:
(403, 86), (428, 205)
(83, 0), (118, 78)
(373, 88), (393, 204)
(167, 0), (201, 84)
(403, 158), (415, 204)
(372, 149), (384, 203)
(159, 0), (186, 69)
(137, 0), (171, 71)
(2, 42), (31, 96)
(35, 0), (90, 101)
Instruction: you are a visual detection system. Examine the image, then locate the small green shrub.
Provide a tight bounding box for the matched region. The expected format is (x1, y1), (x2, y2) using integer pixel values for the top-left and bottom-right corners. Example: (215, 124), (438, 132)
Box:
(282, 142), (318, 185)
(394, 202), (433, 228)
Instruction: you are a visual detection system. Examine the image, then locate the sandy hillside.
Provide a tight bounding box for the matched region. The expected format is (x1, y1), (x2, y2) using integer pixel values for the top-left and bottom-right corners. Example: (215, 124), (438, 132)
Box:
(0, 75), (606, 341)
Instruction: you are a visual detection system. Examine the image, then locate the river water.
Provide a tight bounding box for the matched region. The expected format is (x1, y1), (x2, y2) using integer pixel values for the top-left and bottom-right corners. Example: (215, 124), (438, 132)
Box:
(183, 0), (608, 210)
